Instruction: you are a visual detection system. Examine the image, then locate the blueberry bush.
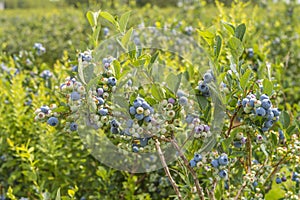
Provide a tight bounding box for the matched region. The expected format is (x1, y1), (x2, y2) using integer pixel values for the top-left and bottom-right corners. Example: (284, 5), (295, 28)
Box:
(0, 1), (299, 199)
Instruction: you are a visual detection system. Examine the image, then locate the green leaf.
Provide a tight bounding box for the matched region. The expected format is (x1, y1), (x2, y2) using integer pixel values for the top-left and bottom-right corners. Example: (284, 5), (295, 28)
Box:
(151, 84), (164, 101)
(100, 11), (118, 27)
(112, 60), (121, 79)
(119, 11), (131, 33)
(221, 21), (235, 35)
(228, 37), (244, 59)
(144, 97), (157, 106)
(55, 188), (61, 200)
(263, 79), (273, 96)
(240, 69), (252, 89)
(235, 23), (246, 41)
(214, 35), (222, 59)
(198, 30), (215, 46)
(78, 58), (86, 85)
(260, 144), (269, 157)
(52, 106), (69, 113)
(166, 73), (181, 92)
(86, 11), (96, 27)
(279, 111), (290, 129)
(121, 27), (133, 49)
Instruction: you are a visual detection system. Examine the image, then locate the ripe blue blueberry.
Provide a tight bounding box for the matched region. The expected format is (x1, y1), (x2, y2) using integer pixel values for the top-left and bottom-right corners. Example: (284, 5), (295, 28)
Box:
(110, 119), (119, 128)
(99, 108), (108, 116)
(133, 99), (142, 108)
(185, 115), (194, 124)
(264, 120), (274, 128)
(132, 146), (139, 153)
(129, 106), (136, 115)
(97, 97), (105, 105)
(256, 107), (266, 116)
(140, 138), (148, 147)
(177, 90), (185, 97)
(248, 98), (256, 107)
(276, 177), (282, 184)
(198, 82), (209, 93)
(110, 127), (119, 134)
(142, 102), (151, 110)
(253, 181), (258, 187)
(219, 170), (227, 178)
(242, 98), (249, 107)
(211, 159), (219, 168)
(47, 117), (59, 126)
(234, 141), (242, 148)
(179, 96), (188, 105)
(168, 98), (175, 104)
(126, 120), (134, 128)
(70, 91), (81, 101)
(281, 176), (287, 182)
(261, 99), (272, 110)
(189, 159), (197, 167)
(218, 155), (229, 166)
(262, 126), (269, 132)
(70, 122), (78, 131)
(272, 108), (280, 117)
(97, 88), (104, 96)
(108, 77), (117, 86)
(279, 130), (285, 140)
(144, 116), (152, 123)
(135, 114), (144, 121)
(203, 72), (213, 83)
(194, 154), (202, 162)
(40, 106), (50, 114)
(260, 94), (269, 101)
(195, 125), (204, 133)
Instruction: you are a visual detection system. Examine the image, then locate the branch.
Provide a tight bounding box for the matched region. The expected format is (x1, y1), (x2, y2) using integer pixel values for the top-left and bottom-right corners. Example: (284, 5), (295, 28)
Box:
(155, 139), (182, 200)
(170, 138), (205, 200)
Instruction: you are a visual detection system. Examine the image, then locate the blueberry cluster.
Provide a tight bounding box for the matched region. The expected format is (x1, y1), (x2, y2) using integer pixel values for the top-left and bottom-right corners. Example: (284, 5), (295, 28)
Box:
(210, 154), (229, 179)
(241, 94), (280, 132)
(197, 71), (214, 97)
(40, 70), (53, 80)
(33, 43), (46, 55)
(275, 174), (287, 184)
(129, 97), (154, 123)
(34, 104), (57, 123)
(189, 153), (202, 168)
(194, 123), (211, 139)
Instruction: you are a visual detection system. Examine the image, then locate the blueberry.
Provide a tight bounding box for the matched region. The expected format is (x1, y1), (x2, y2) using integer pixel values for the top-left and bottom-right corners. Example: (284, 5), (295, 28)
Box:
(203, 125), (210, 132)
(40, 106), (50, 114)
(264, 120), (274, 128)
(211, 159), (219, 168)
(261, 99), (272, 110)
(281, 176), (287, 182)
(140, 138), (148, 147)
(144, 116), (152, 123)
(126, 120), (134, 128)
(168, 98), (175, 104)
(185, 115), (194, 124)
(70, 122), (78, 131)
(179, 96), (188, 105)
(194, 154), (202, 162)
(70, 91), (81, 101)
(272, 108), (280, 117)
(47, 117), (59, 126)
(133, 99), (142, 108)
(256, 107), (266, 116)
(266, 109), (274, 120)
(97, 88), (104, 96)
(132, 146), (139, 153)
(198, 82), (209, 93)
(129, 106), (136, 115)
(110, 127), (119, 134)
(97, 97), (105, 105)
(203, 72), (213, 83)
(110, 119), (119, 128)
(219, 170), (227, 178)
(135, 114), (144, 121)
(276, 177), (282, 184)
(190, 159), (197, 167)
(195, 125), (204, 133)
(253, 181), (258, 187)
(234, 141), (242, 148)
(242, 98), (249, 107)
(177, 90), (185, 97)
(248, 98), (256, 107)
(260, 94), (269, 101)
(141, 102), (150, 110)
(108, 77), (117, 86)
(224, 181), (229, 190)
(279, 130), (285, 140)
(262, 126), (269, 132)
(218, 155), (229, 166)
(99, 108), (108, 116)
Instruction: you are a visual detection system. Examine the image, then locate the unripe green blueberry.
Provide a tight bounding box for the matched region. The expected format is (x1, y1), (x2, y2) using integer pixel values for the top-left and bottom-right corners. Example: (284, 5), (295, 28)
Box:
(136, 107), (144, 114)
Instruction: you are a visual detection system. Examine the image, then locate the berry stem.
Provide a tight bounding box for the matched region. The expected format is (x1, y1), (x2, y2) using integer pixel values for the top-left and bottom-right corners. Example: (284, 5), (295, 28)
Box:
(226, 105), (242, 138)
(154, 139), (182, 200)
(170, 137), (205, 200)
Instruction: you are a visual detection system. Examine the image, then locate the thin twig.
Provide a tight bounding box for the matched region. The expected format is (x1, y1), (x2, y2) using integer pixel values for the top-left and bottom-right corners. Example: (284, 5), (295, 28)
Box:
(234, 182), (247, 200)
(155, 139), (182, 200)
(170, 137), (205, 200)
